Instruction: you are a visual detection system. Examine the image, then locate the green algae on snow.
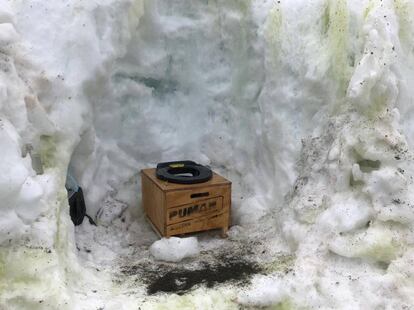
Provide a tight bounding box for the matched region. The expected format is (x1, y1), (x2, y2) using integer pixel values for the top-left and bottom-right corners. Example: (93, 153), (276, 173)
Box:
(148, 295), (298, 310)
(145, 290), (300, 310)
(394, 0), (414, 52)
(330, 224), (407, 264)
(144, 289), (238, 310)
(325, 0), (352, 93)
(39, 135), (58, 169)
(0, 246), (70, 309)
(264, 5), (282, 65)
(263, 254), (296, 274)
(0, 254), (5, 291)
(264, 298), (298, 310)
(361, 236), (405, 263)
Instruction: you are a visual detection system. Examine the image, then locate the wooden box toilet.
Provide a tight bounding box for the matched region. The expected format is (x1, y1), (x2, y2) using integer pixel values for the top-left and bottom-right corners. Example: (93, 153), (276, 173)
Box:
(141, 168), (231, 237)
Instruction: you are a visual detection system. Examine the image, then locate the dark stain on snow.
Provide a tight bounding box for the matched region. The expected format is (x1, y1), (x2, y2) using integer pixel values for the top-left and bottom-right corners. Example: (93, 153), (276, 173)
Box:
(119, 246), (263, 295)
(146, 258), (260, 295)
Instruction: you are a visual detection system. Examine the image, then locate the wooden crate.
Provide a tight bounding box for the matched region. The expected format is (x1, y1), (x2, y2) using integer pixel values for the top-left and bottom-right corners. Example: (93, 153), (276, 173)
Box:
(141, 168), (231, 237)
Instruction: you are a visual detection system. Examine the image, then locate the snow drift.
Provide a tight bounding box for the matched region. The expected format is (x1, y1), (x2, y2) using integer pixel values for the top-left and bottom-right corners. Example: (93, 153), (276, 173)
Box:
(1, 0), (414, 309)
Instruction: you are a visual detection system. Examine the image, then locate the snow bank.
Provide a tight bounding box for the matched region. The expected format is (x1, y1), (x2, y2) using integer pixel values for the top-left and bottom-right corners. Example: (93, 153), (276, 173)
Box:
(150, 237), (199, 263)
(0, 1), (143, 308)
(1, 0), (414, 309)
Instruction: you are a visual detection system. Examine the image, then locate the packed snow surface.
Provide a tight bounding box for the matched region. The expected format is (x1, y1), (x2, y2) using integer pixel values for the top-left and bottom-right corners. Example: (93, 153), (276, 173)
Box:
(237, 275), (287, 307)
(1, 0), (414, 309)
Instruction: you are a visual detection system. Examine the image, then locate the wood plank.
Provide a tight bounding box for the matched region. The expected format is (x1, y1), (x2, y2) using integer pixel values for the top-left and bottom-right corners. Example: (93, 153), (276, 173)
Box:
(166, 212), (229, 237)
(141, 172), (165, 235)
(146, 216), (162, 238)
(223, 184), (232, 228)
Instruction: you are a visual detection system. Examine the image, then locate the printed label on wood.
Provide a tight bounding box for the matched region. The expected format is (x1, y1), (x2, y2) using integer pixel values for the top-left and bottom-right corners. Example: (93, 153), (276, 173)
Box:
(167, 197), (223, 225)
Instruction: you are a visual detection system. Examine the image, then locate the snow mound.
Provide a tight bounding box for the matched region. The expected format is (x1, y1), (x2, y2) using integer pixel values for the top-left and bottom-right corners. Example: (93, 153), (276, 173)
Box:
(150, 237), (199, 263)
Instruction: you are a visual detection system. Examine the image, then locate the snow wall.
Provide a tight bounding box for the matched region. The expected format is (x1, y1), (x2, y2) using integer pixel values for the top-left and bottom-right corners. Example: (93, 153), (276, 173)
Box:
(1, 0), (414, 309)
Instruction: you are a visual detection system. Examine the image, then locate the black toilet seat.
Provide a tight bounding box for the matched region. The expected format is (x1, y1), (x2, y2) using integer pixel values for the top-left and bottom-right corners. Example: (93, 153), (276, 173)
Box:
(156, 161), (212, 184)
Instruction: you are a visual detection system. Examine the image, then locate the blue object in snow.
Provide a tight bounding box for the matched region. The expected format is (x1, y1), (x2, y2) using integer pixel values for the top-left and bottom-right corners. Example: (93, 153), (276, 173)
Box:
(65, 166), (79, 199)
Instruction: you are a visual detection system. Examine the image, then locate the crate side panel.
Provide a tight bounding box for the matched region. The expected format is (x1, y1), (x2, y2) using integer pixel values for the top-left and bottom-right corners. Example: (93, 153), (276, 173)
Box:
(141, 172), (165, 235)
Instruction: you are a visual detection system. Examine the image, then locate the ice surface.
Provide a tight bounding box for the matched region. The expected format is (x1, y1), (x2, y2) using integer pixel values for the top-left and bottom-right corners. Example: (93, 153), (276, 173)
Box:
(150, 237), (199, 263)
(1, 0), (414, 309)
